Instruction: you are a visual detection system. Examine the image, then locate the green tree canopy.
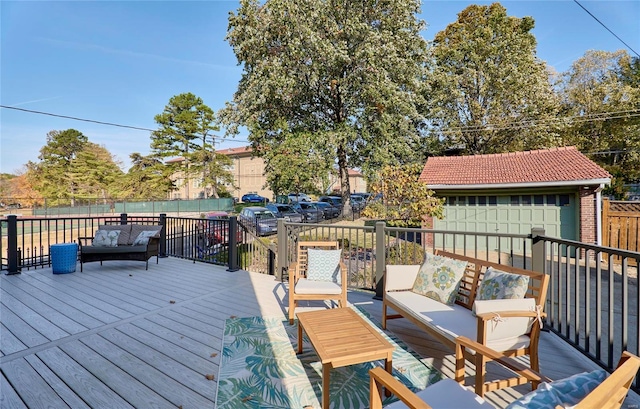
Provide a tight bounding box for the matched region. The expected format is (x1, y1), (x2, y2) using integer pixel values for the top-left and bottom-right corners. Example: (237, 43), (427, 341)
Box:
(151, 92), (233, 198)
(117, 153), (175, 200)
(426, 3), (561, 154)
(221, 0), (429, 214)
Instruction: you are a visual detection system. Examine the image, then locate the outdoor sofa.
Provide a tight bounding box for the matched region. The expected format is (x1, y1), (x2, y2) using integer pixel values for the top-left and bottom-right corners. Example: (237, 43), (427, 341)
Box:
(78, 224), (162, 271)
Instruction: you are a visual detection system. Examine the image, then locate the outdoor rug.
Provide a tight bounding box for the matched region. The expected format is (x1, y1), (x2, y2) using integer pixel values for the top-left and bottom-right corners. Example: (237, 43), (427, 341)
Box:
(215, 306), (442, 409)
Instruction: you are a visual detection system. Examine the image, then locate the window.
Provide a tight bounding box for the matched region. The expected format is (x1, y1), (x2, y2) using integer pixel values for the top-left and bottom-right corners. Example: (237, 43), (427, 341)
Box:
(447, 196), (457, 205)
(488, 196), (497, 205)
(547, 195), (557, 205)
(458, 196), (466, 204)
(534, 195), (544, 205)
(522, 195), (532, 205)
(468, 196), (476, 205)
(478, 196), (487, 206)
(511, 195), (520, 205)
(559, 194), (570, 206)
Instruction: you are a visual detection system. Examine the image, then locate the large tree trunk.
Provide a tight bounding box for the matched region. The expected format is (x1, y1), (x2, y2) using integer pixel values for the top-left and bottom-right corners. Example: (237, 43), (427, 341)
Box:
(337, 145), (352, 218)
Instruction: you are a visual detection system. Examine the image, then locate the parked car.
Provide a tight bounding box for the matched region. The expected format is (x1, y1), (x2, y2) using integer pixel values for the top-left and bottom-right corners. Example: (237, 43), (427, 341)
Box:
(319, 195), (342, 207)
(350, 194), (366, 211)
(241, 193), (270, 204)
(198, 211), (243, 246)
(288, 193), (312, 203)
(239, 206), (278, 236)
(292, 202), (325, 223)
(265, 203), (304, 223)
(310, 201), (341, 219)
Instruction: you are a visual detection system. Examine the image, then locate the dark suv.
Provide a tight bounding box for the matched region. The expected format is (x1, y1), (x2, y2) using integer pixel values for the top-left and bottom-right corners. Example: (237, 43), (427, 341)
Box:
(265, 203), (304, 223)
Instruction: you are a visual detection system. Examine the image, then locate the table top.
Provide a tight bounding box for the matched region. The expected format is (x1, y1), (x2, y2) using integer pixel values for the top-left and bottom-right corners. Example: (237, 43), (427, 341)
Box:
(297, 307), (394, 368)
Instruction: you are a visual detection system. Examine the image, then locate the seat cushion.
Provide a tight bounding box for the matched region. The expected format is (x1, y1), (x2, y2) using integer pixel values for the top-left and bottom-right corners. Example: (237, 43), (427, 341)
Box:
(411, 253), (467, 305)
(294, 278), (342, 295)
(384, 378), (493, 409)
(506, 369), (607, 409)
(82, 245), (148, 254)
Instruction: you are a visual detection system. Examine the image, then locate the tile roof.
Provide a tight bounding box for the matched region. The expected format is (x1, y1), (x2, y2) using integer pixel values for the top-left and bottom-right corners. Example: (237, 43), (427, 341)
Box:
(419, 146), (611, 187)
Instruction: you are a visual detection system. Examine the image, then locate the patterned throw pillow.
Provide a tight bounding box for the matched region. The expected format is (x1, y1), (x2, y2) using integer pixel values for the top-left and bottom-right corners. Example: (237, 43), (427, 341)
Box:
(477, 267), (530, 300)
(306, 248), (342, 284)
(506, 369), (607, 409)
(133, 230), (159, 246)
(411, 253), (468, 305)
(93, 230), (120, 247)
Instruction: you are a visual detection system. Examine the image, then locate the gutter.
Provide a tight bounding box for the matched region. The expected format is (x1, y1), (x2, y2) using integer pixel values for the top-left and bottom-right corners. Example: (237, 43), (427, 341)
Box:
(426, 178), (612, 190)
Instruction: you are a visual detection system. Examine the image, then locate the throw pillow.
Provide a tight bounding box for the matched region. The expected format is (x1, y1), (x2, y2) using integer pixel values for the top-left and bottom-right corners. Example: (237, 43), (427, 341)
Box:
(411, 253), (468, 305)
(306, 248), (342, 284)
(506, 369), (607, 409)
(477, 267), (530, 300)
(133, 230), (159, 246)
(93, 229), (120, 247)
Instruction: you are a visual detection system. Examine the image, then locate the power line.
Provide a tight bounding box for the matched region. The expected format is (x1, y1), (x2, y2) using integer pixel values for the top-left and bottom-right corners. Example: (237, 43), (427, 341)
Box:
(0, 104), (250, 143)
(573, 0), (640, 58)
(0, 105), (156, 132)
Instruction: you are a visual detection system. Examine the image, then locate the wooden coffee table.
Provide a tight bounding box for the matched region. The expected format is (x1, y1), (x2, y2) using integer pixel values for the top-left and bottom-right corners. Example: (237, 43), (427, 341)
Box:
(296, 307), (395, 409)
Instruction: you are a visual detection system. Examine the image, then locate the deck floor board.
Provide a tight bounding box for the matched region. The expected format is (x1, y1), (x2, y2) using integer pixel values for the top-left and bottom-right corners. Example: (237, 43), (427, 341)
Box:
(2, 257), (639, 408)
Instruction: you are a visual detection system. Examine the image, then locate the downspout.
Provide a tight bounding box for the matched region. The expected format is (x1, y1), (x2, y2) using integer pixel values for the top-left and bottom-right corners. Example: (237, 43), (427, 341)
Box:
(596, 184), (603, 247)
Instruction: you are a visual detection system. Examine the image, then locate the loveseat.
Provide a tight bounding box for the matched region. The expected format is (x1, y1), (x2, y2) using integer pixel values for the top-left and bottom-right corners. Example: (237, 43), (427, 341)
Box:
(382, 250), (549, 397)
(78, 224), (163, 272)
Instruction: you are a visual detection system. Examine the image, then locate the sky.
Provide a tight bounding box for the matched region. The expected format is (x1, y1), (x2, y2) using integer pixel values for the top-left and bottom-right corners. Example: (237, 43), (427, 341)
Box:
(1, 0), (639, 175)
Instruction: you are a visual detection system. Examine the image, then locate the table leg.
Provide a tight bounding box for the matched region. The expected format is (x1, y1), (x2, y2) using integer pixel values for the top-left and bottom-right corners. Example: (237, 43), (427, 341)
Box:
(384, 356), (393, 397)
(322, 363), (330, 409)
(297, 321), (303, 354)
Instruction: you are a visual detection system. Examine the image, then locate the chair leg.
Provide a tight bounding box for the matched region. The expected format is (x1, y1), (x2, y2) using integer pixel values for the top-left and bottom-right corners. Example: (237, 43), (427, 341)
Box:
(475, 354), (487, 397)
(382, 304), (388, 330)
(289, 297), (295, 325)
(454, 341), (466, 384)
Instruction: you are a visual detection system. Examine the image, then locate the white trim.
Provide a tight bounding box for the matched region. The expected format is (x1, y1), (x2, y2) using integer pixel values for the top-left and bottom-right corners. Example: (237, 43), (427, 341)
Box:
(596, 185), (603, 247)
(427, 178), (611, 190)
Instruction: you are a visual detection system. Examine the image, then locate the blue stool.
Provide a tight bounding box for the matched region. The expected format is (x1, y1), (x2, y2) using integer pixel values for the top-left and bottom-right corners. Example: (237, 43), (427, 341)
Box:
(51, 243), (78, 274)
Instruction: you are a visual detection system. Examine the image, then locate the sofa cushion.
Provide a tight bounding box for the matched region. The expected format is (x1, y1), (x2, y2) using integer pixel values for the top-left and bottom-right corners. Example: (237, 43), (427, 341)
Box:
(472, 298), (537, 342)
(294, 278), (342, 295)
(93, 230), (120, 247)
(306, 248), (342, 284)
(385, 378), (494, 409)
(128, 225), (162, 245)
(477, 267), (530, 300)
(386, 291), (531, 352)
(506, 369), (607, 409)
(81, 245), (148, 254)
(98, 224), (132, 246)
(411, 253), (467, 305)
(132, 230), (159, 246)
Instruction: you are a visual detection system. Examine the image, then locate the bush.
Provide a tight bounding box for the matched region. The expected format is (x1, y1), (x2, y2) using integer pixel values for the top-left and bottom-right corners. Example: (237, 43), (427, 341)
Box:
(386, 241), (425, 265)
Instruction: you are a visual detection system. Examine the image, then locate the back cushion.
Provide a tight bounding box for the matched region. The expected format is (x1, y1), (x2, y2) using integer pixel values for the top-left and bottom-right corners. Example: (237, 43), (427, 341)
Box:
(411, 253), (467, 305)
(98, 225), (132, 246)
(128, 225), (162, 245)
(306, 248), (342, 284)
(477, 267), (530, 300)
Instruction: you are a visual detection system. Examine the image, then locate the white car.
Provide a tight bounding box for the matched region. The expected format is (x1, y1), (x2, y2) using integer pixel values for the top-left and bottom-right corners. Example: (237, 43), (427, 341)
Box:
(288, 193), (312, 203)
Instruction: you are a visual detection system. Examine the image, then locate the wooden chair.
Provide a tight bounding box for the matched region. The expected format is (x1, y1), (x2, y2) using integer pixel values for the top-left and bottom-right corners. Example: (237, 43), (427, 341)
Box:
(370, 336), (640, 409)
(288, 240), (347, 324)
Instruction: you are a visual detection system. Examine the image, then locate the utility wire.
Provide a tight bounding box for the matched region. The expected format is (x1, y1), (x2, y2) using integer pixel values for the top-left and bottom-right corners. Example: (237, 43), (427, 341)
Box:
(573, 0), (640, 58)
(0, 104), (249, 143)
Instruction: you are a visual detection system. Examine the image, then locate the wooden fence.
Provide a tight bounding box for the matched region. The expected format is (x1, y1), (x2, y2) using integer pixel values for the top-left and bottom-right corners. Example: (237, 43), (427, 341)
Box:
(603, 199), (640, 264)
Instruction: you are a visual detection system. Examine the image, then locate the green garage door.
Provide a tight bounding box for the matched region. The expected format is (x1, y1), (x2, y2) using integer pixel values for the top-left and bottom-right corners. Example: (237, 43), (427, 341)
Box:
(433, 193), (577, 252)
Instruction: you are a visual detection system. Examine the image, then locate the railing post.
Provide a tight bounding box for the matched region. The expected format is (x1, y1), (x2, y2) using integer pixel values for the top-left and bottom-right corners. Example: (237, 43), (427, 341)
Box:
(6, 215), (20, 274)
(120, 213), (128, 224)
(227, 216), (240, 272)
(531, 227), (546, 274)
(276, 218), (287, 281)
(159, 213), (167, 258)
(374, 221), (386, 299)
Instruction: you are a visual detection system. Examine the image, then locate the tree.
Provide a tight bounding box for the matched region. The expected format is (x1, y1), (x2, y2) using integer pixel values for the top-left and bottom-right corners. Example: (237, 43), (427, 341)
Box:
(28, 129), (88, 206)
(151, 92), (233, 198)
(361, 164), (443, 227)
(559, 50), (640, 189)
(118, 153), (175, 200)
(68, 143), (124, 203)
(427, 3), (561, 155)
(221, 0), (429, 215)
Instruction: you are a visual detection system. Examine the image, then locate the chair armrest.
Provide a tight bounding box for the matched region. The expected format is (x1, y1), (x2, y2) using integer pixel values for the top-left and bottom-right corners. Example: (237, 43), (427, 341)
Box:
(455, 336), (552, 383)
(289, 261), (300, 287)
(369, 367), (432, 409)
(339, 261), (348, 289)
(78, 237), (93, 248)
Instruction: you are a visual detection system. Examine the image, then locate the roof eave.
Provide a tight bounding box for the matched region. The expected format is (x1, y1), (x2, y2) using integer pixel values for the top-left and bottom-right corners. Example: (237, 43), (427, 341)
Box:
(425, 178), (611, 190)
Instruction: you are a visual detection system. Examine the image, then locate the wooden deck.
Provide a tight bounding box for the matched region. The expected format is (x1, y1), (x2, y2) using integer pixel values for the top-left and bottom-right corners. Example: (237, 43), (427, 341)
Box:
(1, 258), (639, 409)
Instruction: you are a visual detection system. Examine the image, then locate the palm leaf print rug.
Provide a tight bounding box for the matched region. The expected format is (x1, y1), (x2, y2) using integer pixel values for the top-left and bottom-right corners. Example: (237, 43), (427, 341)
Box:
(215, 306), (441, 409)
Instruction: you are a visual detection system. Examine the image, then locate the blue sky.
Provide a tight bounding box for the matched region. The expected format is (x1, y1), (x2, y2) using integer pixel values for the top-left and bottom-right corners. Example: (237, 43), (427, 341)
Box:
(1, 0), (638, 175)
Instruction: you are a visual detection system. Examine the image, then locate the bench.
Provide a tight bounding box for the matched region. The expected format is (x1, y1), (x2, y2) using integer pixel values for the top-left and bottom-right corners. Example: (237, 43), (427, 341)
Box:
(78, 224), (162, 272)
(382, 250), (549, 397)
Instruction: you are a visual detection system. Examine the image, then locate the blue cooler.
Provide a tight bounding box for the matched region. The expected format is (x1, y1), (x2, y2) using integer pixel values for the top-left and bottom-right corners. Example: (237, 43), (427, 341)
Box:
(51, 243), (78, 274)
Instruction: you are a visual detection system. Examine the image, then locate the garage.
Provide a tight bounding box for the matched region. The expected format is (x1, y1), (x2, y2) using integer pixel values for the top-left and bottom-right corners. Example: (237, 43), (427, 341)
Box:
(419, 147), (611, 252)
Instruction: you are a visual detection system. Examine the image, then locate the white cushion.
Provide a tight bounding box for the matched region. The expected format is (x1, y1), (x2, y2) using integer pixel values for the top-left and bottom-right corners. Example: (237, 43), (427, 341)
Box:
(306, 248), (342, 284)
(385, 265), (421, 291)
(386, 291), (531, 352)
(132, 230), (158, 246)
(92, 229), (120, 247)
(472, 298), (537, 342)
(294, 278), (342, 295)
(385, 378), (494, 409)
